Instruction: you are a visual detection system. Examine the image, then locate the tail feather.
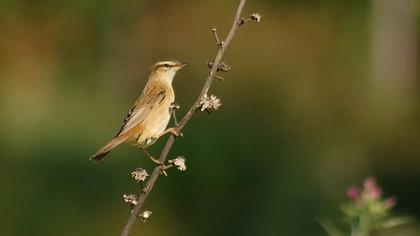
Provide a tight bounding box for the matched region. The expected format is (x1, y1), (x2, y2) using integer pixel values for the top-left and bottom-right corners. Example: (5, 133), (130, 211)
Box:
(90, 135), (129, 162)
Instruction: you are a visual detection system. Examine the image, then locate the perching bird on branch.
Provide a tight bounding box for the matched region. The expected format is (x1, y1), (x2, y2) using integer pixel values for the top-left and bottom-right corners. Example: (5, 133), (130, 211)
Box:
(90, 60), (187, 162)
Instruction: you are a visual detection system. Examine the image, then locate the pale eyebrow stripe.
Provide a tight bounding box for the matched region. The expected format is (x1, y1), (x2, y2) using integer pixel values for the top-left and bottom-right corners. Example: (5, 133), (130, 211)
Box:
(156, 63), (175, 68)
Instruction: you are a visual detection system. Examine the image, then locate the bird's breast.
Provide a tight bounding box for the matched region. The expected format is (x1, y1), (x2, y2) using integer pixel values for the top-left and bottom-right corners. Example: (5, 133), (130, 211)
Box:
(132, 102), (172, 148)
(145, 105), (171, 135)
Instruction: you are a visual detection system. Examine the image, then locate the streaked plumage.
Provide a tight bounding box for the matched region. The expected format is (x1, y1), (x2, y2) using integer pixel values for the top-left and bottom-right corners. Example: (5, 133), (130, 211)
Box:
(90, 60), (187, 162)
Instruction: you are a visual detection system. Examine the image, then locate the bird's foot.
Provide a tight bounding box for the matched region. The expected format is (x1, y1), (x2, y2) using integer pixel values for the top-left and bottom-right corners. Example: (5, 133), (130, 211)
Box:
(144, 150), (163, 165)
(153, 161), (172, 177)
(144, 152), (170, 176)
(169, 127), (183, 137)
(149, 155), (162, 165)
(159, 127), (183, 138)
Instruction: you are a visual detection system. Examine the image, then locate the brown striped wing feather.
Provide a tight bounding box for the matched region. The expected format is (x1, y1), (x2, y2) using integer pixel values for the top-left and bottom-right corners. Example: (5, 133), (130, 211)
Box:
(90, 84), (167, 162)
(116, 87), (166, 136)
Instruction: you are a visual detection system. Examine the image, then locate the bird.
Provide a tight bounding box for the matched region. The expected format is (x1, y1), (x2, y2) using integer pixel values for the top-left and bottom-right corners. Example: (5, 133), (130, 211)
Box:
(90, 60), (187, 163)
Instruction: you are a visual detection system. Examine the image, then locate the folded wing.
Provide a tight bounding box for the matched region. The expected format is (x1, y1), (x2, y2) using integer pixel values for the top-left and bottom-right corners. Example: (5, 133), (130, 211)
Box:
(90, 85), (166, 162)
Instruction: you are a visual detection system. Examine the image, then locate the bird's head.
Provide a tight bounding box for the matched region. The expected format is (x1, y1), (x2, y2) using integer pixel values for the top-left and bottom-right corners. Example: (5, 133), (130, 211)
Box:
(151, 60), (188, 82)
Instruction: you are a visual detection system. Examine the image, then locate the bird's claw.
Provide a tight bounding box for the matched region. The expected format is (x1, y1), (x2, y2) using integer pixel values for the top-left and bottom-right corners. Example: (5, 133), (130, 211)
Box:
(158, 127), (183, 139)
(169, 128), (183, 138)
(149, 156), (162, 165)
(148, 157), (170, 176)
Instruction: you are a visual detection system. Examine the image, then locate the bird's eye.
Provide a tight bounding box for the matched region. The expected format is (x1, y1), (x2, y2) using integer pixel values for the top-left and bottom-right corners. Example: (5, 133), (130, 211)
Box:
(164, 63), (170, 68)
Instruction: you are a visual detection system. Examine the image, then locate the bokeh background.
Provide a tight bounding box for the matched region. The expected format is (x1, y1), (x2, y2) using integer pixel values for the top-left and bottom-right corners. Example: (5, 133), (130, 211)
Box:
(1, 0), (419, 235)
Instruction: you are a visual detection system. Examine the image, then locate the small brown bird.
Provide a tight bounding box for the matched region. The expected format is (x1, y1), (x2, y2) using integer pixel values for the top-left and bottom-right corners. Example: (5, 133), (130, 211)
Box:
(90, 60), (187, 162)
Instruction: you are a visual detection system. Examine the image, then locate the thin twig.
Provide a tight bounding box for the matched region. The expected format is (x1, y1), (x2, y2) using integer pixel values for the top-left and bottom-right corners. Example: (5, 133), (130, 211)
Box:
(240, 17), (252, 25)
(214, 74), (224, 81)
(211, 28), (223, 48)
(120, 1), (248, 235)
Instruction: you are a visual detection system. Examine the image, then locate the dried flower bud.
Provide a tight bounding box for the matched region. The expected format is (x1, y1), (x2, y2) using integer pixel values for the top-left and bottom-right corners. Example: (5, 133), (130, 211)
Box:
(139, 210), (152, 222)
(199, 94), (222, 112)
(123, 194), (138, 206)
(207, 62), (232, 72)
(170, 103), (180, 110)
(131, 168), (149, 182)
(251, 13), (262, 23)
(169, 156), (187, 171)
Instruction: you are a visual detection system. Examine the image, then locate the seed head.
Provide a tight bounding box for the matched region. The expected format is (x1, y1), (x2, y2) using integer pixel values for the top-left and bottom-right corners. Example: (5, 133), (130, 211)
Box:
(169, 156), (187, 171)
(200, 94), (222, 112)
(131, 168), (149, 182)
(123, 194), (138, 206)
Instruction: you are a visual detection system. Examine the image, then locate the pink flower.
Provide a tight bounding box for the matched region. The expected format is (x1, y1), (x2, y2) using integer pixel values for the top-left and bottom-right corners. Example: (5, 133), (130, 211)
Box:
(363, 177), (382, 199)
(384, 197), (397, 208)
(363, 177), (377, 190)
(347, 186), (361, 200)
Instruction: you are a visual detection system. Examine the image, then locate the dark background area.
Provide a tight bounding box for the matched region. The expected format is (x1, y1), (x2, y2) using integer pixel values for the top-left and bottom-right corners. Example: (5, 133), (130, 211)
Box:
(1, 0), (419, 235)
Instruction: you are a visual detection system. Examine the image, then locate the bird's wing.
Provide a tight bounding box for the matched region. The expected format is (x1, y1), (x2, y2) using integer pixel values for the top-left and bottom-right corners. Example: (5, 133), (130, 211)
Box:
(115, 86), (166, 137)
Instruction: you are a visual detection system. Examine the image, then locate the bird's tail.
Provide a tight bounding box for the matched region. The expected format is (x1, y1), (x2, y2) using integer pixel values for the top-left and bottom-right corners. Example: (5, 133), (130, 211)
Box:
(90, 134), (129, 162)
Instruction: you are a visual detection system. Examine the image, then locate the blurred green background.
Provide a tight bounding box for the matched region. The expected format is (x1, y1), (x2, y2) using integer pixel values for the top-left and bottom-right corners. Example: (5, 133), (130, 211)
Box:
(1, 0), (419, 235)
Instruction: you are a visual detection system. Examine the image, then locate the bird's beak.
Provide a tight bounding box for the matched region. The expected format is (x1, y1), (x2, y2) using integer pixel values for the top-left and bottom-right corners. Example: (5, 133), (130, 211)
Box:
(178, 62), (189, 69)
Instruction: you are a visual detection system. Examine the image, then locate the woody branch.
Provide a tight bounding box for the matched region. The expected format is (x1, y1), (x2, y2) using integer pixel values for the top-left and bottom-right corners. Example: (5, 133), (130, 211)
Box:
(120, 1), (260, 235)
